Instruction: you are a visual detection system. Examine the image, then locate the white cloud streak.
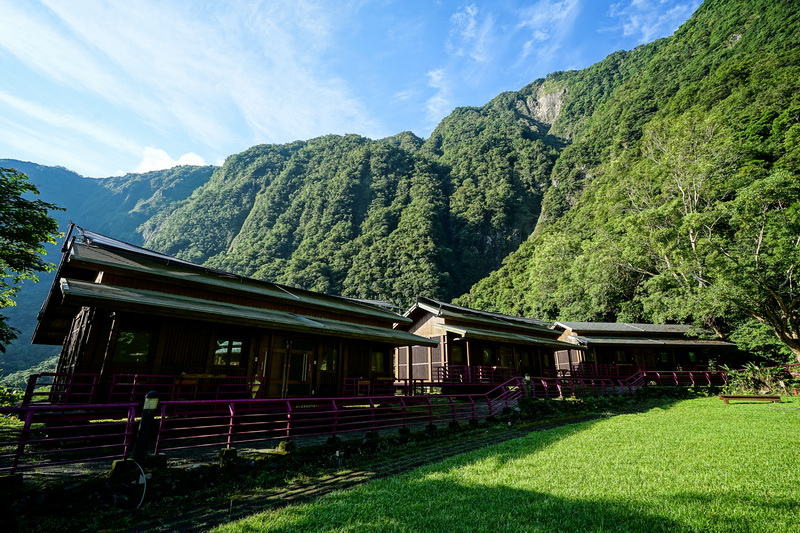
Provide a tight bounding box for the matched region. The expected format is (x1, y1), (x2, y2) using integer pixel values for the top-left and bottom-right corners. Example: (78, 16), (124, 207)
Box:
(0, 0), (382, 174)
(609, 0), (702, 44)
(425, 69), (452, 127)
(136, 148), (206, 173)
(448, 4), (495, 63)
(517, 0), (580, 63)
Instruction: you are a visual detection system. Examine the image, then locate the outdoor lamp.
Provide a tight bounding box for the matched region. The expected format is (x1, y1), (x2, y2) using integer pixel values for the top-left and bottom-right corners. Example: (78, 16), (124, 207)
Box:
(524, 373), (531, 382)
(133, 390), (160, 467)
(143, 390), (160, 411)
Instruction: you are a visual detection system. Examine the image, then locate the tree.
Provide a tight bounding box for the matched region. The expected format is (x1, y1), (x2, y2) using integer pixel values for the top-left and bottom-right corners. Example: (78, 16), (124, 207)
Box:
(0, 167), (62, 352)
(706, 169), (800, 362)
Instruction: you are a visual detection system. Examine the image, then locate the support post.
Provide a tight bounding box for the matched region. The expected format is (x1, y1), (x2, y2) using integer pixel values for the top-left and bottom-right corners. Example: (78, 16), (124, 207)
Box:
(132, 391), (160, 467)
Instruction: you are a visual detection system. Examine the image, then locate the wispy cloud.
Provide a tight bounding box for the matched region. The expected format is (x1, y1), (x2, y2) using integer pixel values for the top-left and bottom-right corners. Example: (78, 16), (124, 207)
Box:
(136, 148), (206, 173)
(425, 69), (452, 128)
(0, 0), (382, 174)
(0, 91), (142, 155)
(516, 0), (580, 63)
(609, 0), (702, 44)
(448, 4), (495, 63)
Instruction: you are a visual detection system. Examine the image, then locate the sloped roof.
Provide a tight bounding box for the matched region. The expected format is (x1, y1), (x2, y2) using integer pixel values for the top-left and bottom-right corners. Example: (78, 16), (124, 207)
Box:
(407, 296), (555, 336)
(33, 226), (422, 345)
(57, 278), (437, 347)
(436, 324), (584, 350)
(68, 228), (409, 324)
(567, 335), (734, 348)
(555, 322), (693, 335)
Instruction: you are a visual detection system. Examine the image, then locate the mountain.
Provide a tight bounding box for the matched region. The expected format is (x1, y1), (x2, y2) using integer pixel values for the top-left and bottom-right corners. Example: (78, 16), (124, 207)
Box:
(3, 0), (799, 380)
(0, 161), (215, 379)
(457, 0), (800, 361)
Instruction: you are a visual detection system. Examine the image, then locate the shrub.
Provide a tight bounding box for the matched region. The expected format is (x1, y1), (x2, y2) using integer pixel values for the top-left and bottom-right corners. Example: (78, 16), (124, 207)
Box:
(721, 362), (797, 395)
(0, 384), (22, 407)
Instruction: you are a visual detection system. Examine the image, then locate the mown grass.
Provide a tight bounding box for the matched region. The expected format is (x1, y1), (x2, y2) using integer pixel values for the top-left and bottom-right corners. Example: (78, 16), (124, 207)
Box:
(214, 397), (800, 533)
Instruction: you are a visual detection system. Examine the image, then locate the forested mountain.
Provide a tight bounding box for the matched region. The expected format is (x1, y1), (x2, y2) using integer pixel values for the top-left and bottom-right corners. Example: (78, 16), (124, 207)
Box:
(458, 0), (800, 361)
(3, 0), (799, 381)
(0, 161), (215, 378)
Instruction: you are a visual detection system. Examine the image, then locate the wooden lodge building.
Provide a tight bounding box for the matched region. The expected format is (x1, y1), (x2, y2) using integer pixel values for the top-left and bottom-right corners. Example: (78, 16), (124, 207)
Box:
(553, 322), (736, 376)
(32, 227), (436, 400)
(396, 297), (582, 389)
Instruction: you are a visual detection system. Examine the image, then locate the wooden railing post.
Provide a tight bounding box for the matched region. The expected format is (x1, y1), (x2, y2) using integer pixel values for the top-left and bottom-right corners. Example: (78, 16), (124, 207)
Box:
(227, 402), (236, 449)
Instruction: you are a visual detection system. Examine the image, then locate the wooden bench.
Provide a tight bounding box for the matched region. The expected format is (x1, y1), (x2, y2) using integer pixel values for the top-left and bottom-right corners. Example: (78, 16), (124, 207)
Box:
(719, 395), (781, 404)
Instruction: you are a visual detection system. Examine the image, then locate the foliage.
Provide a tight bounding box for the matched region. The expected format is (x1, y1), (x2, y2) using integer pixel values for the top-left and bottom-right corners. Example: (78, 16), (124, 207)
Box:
(728, 319), (795, 365)
(6, 0), (800, 375)
(460, 0), (800, 359)
(0, 168), (62, 352)
(720, 362), (798, 395)
(0, 383), (23, 407)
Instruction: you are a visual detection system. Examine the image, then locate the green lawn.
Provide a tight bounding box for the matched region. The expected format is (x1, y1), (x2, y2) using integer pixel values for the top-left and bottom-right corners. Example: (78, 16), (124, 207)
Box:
(214, 397), (800, 532)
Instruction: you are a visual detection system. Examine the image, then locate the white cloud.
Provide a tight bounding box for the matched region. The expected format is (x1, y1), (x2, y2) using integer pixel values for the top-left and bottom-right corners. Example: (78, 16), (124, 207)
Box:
(0, 90), (142, 156)
(448, 4), (494, 63)
(0, 0), (383, 174)
(609, 0), (702, 44)
(136, 147), (206, 173)
(425, 69), (452, 127)
(516, 0), (580, 62)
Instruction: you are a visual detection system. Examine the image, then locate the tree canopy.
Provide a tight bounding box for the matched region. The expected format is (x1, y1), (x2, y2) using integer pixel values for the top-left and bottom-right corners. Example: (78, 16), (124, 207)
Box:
(0, 168), (62, 352)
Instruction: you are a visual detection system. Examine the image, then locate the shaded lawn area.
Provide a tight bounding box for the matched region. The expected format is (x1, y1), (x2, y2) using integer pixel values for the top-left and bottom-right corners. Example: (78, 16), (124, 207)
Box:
(214, 397), (800, 533)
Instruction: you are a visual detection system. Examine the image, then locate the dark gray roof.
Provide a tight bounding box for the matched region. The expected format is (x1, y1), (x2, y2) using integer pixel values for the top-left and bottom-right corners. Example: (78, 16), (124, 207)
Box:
(58, 278), (437, 347)
(568, 335), (735, 347)
(69, 227), (410, 325)
(436, 324), (584, 350)
(410, 296), (553, 332)
(556, 322), (692, 335)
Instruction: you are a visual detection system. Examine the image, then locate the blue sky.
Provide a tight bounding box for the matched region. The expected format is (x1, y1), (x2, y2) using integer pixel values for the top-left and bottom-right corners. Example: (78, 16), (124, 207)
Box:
(0, 0), (702, 178)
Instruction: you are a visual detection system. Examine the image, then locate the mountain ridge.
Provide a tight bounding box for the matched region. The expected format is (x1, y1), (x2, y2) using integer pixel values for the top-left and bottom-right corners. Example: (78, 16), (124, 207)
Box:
(3, 0), (799, 380)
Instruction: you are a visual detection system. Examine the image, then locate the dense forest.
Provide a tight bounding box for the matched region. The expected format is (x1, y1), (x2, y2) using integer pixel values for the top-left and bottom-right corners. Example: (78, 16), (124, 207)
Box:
(2, 0), (798, 383)
(457, 0), (800, 363)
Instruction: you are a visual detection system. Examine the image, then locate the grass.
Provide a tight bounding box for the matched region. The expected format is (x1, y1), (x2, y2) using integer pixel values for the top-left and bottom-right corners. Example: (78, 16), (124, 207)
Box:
(213, 397), (800, 533)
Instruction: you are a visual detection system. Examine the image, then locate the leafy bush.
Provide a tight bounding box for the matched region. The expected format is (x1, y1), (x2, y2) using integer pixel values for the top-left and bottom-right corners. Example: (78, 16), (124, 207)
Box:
(0, 384), (23, 407)
(721, 362), (797, 395)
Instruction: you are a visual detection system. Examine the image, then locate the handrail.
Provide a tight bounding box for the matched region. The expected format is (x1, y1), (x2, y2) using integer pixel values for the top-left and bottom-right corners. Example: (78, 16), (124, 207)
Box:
(0, 402), (138, 474)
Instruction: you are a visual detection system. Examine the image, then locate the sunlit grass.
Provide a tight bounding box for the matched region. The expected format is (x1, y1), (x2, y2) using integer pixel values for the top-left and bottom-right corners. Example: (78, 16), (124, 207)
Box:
(214, 397), (800, 532)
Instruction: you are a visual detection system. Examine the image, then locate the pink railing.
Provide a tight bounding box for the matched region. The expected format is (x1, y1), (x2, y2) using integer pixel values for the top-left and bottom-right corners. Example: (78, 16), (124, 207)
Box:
(0, 403), (137, 474)
(22, 373), (262, 406)
(108, 374), (259, 403)
(522, 371), (648, 398)
(1, 378), (526, 473)
(433, 365), (514, 384)
(23, 372), (100, 405)
(643, 370), (727, 387)
(571, 363), (646, 378)
(154, 380), (524, 453)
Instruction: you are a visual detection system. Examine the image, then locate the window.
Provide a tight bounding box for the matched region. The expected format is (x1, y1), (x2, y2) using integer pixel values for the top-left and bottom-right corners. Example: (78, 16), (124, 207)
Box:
(499, 346), (513, 367)
(214, 338), (243, 366)
(320, 345), (338, 372)
(288, 352), (308, 380)
(113, 330), (152, 364)
(482, 347), (494, 365)
(450, 344), (465, 364)
(371, 350), (386, 373)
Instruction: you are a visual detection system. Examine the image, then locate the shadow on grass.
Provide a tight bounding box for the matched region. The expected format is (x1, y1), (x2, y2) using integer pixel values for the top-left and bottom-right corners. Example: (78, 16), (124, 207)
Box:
(230, 479), (688, 533)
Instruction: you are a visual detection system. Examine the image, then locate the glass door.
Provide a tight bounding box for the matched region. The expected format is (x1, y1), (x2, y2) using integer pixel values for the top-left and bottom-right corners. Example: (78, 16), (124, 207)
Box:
(286, 337), (315, 397)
